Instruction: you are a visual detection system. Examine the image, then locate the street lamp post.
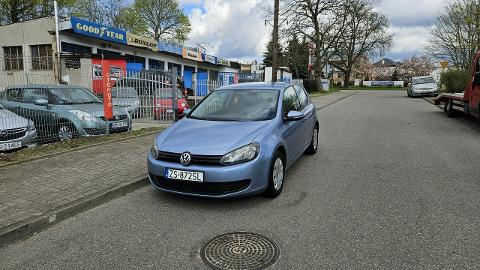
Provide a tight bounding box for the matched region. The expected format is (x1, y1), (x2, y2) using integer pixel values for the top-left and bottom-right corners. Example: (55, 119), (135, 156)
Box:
(272, 0), (279, 83)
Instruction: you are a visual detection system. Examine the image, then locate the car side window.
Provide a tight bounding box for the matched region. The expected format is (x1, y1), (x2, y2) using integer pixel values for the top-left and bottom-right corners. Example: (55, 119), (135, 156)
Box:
(6, 88), (21, 101)
(283, 87), (300, 114)
(21, 88), (49, 104)
(294, 85), (309, 110)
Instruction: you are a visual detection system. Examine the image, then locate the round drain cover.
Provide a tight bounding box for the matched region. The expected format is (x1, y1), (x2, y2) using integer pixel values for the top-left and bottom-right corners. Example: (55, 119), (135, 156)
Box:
(201, 232), (280, 270)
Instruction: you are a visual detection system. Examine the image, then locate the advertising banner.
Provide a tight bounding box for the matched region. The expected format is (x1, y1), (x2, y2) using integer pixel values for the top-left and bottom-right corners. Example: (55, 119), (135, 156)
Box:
(126, 33), (157, 51)
(102, 63), (113, 120)
(218, 59), (231, 66)
(158, 42), (182, 55)
(203, 54), (218, 64)
(71, 17), (126, 44)
(182, 48), (203, 61)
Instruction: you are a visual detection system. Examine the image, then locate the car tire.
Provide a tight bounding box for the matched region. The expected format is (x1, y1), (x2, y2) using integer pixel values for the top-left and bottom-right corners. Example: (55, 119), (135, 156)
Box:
(57, 121), (76, 141)
(263, 151), (285, 198)
(407, 90), (411, 97)
(305, 125), (319, 155)
(444, 100), (457, 118)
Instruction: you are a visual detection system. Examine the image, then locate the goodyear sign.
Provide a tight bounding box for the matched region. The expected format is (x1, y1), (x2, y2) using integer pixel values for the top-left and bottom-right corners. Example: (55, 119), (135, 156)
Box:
(71, 17), (126, 44)
(126, 33), (157, 51)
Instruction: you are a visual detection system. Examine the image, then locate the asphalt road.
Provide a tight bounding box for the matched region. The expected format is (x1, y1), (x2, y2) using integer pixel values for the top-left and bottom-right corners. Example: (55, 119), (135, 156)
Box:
(2, 90), (480, 269)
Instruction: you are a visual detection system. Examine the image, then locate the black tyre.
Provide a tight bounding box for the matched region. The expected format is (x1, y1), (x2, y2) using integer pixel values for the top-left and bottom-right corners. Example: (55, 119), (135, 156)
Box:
(444, 100), (457, 118)
(305, 125), (318, 155)
(263, 151), (285, 198)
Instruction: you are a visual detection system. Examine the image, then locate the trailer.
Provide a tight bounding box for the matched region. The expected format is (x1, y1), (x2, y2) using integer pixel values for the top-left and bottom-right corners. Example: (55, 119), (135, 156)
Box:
(434, 52), (480, 119)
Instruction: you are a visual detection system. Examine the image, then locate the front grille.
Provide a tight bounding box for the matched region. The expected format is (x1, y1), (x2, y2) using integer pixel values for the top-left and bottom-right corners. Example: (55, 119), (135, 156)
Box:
(156, 151), (223, 166)
(98, 115), (128, 121)
(0, 128), (27, 141)
(151, 175), (251, 195)
(84, 128), (106, 136)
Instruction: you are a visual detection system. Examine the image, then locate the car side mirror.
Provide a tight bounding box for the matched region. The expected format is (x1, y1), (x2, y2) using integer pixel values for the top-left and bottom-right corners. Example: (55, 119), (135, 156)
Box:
(474, 72), (480, 86)
(285, 110), (304, 121)
(34, 98), (49, 106)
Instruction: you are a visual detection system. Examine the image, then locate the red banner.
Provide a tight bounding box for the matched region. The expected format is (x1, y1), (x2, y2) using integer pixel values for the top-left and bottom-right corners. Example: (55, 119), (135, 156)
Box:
(102, 63), (113, 120)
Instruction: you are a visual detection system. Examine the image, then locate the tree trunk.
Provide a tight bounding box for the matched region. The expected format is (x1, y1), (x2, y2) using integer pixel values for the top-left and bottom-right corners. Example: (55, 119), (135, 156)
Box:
(344, 71), (351, 88)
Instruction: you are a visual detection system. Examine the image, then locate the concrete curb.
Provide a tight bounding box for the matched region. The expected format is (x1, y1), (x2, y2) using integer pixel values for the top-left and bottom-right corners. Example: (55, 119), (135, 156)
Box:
(315, 92), (357, 111)
(0, 176), (149, 248)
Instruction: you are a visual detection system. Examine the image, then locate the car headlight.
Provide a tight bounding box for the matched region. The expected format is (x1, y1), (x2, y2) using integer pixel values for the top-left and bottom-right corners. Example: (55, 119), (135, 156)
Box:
(220, 143), (260, 165)
(181, 102), (186, 108)
(27, 120), (35, 131)
(69, 110), (97, 121)
(151, 140), (159, 159)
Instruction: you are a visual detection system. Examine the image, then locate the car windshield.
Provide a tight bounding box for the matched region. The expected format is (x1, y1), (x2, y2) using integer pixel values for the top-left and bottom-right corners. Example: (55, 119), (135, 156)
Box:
(112, 88), (138, 98)
(188, 89), (279, 121)
(49, 87), (102, 105)
(413, 77), (435, 85)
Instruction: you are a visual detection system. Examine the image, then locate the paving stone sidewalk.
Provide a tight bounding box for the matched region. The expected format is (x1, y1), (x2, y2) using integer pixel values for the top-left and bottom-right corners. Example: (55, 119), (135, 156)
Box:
(0, 91), (351, 246)
(0, 133), (156, 235)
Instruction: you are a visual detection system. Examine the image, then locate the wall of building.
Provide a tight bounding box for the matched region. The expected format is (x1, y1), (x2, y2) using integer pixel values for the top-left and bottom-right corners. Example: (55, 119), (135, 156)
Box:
(0, 17), (57, 90)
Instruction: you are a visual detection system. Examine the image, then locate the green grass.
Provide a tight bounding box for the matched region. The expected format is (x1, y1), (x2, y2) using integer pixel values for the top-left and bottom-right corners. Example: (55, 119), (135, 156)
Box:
(0, 127), (164, 166)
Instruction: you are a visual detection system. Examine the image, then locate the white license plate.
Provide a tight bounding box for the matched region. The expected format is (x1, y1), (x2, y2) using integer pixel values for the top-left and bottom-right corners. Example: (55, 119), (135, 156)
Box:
(0, 141), (22, 151)
(165, 168), (204, 182)
(166, 109), (173, 113)
(110, 121), (128, 129)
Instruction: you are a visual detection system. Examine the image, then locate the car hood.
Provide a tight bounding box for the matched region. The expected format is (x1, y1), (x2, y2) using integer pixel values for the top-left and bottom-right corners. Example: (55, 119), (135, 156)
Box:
(414, 83), (437, 89)
(157, 118), (272, 155)
(61, 103), (127, 117)
(0, 109), (28, 129)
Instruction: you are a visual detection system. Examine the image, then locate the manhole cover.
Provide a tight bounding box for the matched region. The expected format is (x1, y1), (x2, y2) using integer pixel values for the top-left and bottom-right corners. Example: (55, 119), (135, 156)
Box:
(201, 232), (280, 270)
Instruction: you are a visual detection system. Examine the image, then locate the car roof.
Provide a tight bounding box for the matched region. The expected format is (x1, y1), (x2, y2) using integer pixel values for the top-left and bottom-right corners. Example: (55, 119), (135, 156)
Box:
(217, 82), (292, 91)
(5, 84), (85, 89)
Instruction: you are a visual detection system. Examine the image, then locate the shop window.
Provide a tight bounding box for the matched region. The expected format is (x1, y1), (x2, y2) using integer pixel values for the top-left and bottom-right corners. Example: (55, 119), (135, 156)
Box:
(61, 42), (92, 55)
(31, 44), (53, 70)
(3, 46), (23, 71)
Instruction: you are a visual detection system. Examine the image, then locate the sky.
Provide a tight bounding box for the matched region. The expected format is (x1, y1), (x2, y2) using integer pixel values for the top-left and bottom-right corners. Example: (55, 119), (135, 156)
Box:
(179, 0), (449, 63)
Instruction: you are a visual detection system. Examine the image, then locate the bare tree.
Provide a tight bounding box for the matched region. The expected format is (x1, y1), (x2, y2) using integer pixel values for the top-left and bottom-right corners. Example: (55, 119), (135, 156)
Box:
(426, 0), (480, 71)
(329, 0), (392, 88)
(284, 0), (347, 90)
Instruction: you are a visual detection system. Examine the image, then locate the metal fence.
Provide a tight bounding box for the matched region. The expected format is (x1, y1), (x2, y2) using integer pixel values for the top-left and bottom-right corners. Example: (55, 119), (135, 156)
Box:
(0, 57), (176, 152)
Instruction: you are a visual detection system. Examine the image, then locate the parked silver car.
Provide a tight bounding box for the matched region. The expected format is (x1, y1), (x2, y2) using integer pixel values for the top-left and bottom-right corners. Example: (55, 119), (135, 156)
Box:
(407, 76), (439, 97)
(0, 85), (132, 141)
(0, 104), (37, 151)
(112, 87), (140, 117)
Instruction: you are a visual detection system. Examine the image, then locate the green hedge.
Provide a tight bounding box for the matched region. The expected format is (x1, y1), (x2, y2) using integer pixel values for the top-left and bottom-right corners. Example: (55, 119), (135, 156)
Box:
(440, 70), (470, 93)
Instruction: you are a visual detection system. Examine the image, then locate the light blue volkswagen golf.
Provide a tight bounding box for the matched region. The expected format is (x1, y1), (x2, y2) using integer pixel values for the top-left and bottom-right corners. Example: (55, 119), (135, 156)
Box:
(148, 82), (318, 198)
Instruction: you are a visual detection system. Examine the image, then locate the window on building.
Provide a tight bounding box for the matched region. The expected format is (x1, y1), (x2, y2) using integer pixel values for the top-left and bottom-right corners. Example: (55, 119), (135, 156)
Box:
(3, 46), (23, 71)
(31, 45), (53, 70)
(64, 58), (81, 69)
(149, 59), (165, 71)
(61, 42), (92, 55)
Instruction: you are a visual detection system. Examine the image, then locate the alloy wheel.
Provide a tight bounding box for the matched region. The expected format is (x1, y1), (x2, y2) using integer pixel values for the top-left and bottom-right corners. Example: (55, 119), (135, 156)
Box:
(272, 157), (284, 190)
(58, 125), (73, 141)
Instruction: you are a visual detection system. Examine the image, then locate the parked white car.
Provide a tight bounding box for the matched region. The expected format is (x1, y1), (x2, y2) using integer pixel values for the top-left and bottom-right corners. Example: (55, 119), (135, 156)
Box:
(0, 104), (37, 151)
(407, 76), (439, 97)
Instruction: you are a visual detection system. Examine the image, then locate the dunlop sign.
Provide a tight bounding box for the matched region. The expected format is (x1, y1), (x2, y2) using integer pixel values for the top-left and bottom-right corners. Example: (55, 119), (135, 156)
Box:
(126, 33), (158, 51)
(71, 17), (127, 44)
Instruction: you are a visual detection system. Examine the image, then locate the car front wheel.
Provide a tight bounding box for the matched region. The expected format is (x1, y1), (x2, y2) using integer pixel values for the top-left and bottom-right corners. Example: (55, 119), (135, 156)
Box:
(264, 151), (285, 198)
(58, 123), (76, 141)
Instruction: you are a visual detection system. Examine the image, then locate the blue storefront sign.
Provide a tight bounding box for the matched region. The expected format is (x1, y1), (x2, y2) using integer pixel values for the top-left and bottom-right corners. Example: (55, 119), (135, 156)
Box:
(203, 54), (217, 64)
(71, 17), (127, 45)
(158, 42), (182, 55)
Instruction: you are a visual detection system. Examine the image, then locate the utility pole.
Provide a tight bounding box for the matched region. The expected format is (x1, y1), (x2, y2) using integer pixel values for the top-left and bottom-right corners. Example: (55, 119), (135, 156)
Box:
(272, 0), (279, 83)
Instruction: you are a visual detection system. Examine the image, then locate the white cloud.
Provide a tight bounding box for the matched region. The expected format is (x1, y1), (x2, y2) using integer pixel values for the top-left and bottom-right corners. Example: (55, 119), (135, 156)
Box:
(185, 0), (269, 61)
(389, 26), (430, 55)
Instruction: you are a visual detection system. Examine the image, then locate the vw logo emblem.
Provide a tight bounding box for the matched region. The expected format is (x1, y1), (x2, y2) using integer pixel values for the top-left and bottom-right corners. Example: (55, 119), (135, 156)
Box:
(180, 152), (191, 166)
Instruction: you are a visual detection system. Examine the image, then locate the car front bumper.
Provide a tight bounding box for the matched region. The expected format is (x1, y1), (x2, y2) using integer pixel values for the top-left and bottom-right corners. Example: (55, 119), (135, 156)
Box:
(76, 118), (132, 136)
(412, 90), (438, 96)
(147, 152), (270, 198)
(0, 129), (37, 152)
